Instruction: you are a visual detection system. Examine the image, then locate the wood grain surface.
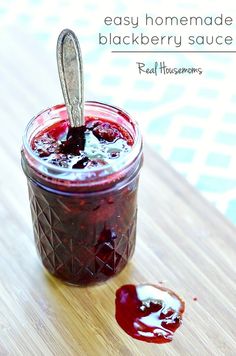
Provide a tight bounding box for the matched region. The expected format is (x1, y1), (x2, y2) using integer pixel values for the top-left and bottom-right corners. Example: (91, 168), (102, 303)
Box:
(1, 134), (236, 355)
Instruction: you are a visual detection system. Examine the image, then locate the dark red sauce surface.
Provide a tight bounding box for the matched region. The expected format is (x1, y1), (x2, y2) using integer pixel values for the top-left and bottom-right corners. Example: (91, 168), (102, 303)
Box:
(115, 284), (185, 343)
(32, 118), (133, 169)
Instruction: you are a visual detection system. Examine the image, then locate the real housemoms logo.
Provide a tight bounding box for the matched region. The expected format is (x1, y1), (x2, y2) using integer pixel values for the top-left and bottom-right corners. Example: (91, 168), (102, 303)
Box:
(98, 14), (234, 50)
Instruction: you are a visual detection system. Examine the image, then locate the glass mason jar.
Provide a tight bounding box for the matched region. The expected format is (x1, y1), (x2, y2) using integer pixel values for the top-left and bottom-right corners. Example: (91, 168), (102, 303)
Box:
(21, 101), (143, 285)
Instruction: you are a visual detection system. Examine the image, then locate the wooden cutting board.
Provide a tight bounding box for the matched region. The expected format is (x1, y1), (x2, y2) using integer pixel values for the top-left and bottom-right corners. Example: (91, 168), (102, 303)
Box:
(0, 143), (236, 356)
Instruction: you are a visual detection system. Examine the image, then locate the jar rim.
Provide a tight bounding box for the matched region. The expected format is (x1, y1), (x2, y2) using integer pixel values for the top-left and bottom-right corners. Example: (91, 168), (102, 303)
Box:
(22, 101), (142, 181)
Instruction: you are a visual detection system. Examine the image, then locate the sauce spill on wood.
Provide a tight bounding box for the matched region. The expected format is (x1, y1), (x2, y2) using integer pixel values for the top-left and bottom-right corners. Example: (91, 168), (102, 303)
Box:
(115, 284), (185, 343)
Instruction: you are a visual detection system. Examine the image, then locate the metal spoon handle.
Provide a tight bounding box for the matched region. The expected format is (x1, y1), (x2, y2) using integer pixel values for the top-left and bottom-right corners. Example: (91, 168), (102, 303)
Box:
(57, 29), (84, 127)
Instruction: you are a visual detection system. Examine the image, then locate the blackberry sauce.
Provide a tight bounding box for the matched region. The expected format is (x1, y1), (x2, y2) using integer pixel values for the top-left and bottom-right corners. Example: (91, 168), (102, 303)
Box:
(115, 284), (185, 343)
(32, 118), (133, 169)
(22, 104), (142, 285)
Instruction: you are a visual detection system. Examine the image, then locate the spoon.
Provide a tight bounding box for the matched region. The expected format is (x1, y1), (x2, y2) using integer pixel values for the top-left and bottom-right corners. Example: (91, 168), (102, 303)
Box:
(57, 29), (84, 128)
